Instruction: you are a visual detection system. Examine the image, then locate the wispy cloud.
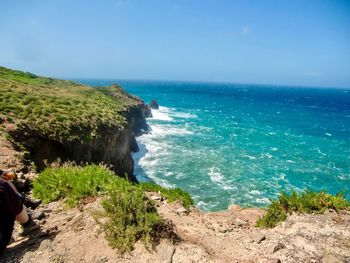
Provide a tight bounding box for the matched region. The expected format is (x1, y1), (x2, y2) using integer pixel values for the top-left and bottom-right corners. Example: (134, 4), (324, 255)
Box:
(242, 26), (250, 34)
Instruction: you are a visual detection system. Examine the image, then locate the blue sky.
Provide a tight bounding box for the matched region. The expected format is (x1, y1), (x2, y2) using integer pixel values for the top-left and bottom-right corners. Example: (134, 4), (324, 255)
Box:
(0, 0), (349, 88)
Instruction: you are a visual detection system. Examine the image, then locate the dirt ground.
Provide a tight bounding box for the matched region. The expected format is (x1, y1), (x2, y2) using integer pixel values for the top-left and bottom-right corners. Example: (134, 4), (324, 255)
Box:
(1, 192), (349, 263)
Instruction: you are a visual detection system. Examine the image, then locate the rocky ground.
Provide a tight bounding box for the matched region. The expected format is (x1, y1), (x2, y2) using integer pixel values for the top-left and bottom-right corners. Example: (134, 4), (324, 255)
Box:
(0, 135), (23, 173)
(1, 192), (349, 263)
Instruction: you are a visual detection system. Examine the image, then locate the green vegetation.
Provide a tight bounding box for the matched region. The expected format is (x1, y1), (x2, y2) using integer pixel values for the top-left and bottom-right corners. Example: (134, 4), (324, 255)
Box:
(33, 165), (192, 252)
(139, 182), (193, 208)
(32, 165), (117, 206)
(0, 66), (138, 141)
(97, 182), (165, 253)
(256, 190), (350, 228)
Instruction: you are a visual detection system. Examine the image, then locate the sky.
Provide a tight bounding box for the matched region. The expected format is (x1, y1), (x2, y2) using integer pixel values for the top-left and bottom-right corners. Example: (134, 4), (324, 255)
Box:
(0, 0), (349, 88)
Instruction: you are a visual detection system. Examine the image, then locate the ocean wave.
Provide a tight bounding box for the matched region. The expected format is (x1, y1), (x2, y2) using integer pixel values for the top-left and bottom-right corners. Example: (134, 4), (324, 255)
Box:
(255, 198), (270, 204)
(149, 124), (193, 137)
(208, 167), (224, 183)
(171, 112), (197, 119)
(196, 200), (220, 211)
(208, 167), (234, 190)
(151, 107), (174, 121)
(249, 190), (261, 195)
(150, 106), (197, 121)
(243, 154), (257, 160)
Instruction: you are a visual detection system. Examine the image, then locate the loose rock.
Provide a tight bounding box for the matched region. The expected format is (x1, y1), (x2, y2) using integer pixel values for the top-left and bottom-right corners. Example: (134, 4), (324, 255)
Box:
(32, 210), (46, 220)
(175, 207), (188, 215)
(273, 242), (286, 253)
(250, 233), (266, 244)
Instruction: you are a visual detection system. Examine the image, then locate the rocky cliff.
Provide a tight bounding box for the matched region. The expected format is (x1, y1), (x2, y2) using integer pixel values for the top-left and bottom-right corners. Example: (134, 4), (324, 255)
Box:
(8, 103), (148, 181)
(0, 67), (150, 181)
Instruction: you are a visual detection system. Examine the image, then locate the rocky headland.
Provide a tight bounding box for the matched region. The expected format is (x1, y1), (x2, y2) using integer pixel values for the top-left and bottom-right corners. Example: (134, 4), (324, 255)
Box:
(0, 67), (151, 181)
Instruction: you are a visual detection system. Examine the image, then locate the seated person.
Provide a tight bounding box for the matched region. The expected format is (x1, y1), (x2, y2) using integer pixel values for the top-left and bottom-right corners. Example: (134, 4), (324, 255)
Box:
(0, 175), (39, 255)
(0, 170), (41, 209)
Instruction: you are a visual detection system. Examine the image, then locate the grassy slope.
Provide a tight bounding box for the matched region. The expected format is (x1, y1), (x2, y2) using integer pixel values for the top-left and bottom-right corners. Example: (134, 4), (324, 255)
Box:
(0, 66), (138, 141)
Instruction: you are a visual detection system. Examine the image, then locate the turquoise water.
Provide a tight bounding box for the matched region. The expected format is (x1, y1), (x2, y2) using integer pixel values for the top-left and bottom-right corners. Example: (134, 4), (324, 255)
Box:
(80, 80), (350, 211)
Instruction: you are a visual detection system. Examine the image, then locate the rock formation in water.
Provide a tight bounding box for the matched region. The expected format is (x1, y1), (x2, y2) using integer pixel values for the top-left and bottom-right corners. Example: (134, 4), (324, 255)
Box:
(149, 99), (159, 109)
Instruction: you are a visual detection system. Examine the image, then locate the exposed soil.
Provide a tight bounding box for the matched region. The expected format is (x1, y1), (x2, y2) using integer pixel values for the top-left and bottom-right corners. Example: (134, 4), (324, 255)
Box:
(0, 135), (24, 173)
(1, 192), (349, 263)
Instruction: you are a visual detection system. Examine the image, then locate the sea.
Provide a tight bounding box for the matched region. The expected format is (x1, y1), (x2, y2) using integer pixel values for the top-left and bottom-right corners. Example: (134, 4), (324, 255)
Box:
(78, 79), (350, 212)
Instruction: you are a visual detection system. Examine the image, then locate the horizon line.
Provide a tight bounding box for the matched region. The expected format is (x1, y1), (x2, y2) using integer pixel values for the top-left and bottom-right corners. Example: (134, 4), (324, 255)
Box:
(68, 77), (350, 91)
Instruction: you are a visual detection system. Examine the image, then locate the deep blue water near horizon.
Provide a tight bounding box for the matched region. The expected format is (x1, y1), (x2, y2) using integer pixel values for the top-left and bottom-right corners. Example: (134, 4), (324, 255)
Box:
(78, 79), (350, 211)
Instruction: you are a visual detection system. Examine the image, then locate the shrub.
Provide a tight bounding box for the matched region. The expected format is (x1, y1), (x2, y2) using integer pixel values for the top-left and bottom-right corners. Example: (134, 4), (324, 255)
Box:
(97, 182), (165, 252)
(256, 190), (350, 228)
(33, 165), (186, 252)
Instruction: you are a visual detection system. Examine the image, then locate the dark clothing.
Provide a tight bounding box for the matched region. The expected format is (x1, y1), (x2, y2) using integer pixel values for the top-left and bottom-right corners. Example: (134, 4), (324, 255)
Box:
(0, 179), (23, 254)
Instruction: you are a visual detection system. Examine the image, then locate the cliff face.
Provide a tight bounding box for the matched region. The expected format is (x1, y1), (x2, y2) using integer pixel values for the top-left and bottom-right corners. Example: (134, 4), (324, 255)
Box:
(8, 103), (148, 181)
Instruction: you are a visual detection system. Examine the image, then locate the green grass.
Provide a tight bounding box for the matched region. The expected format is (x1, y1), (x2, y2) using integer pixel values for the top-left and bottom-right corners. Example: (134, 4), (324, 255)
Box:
(139, 182), (193, 208)
(0, 66), (139, 141)
(256, 190), (350, 228)
(32, 165), (191, 252)
(32, 165), (117, 206)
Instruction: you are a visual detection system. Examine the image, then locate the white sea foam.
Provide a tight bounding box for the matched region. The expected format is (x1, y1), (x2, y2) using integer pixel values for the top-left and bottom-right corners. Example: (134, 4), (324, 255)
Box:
(255, 197), (270, 204)
(207, 167), (234, 190)
(151, 108), (173, 121)
(262, 153), (273, 159)
(133, 104), (195, 185)
(149, 124), (193, 137)
(244, 155), (257, 160)
(171, 112), (197, 119)
(316, 147), (326, 156)
(150, 106), (197, 121)
(208, 167), (224, 183)
(249, 190), (261, 195)
(338, 174), (348, 180)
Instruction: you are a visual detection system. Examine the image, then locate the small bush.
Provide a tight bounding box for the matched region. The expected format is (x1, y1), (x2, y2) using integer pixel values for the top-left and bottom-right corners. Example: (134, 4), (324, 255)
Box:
(33, 165), (187, 252)
(257, 190), (350, 228)
(97, 182), (165, 253)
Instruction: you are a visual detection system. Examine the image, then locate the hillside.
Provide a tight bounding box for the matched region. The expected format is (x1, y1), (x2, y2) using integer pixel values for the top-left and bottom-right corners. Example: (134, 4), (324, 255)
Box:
(0, 66), (140, 141)
(0, 66), (149, 178)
